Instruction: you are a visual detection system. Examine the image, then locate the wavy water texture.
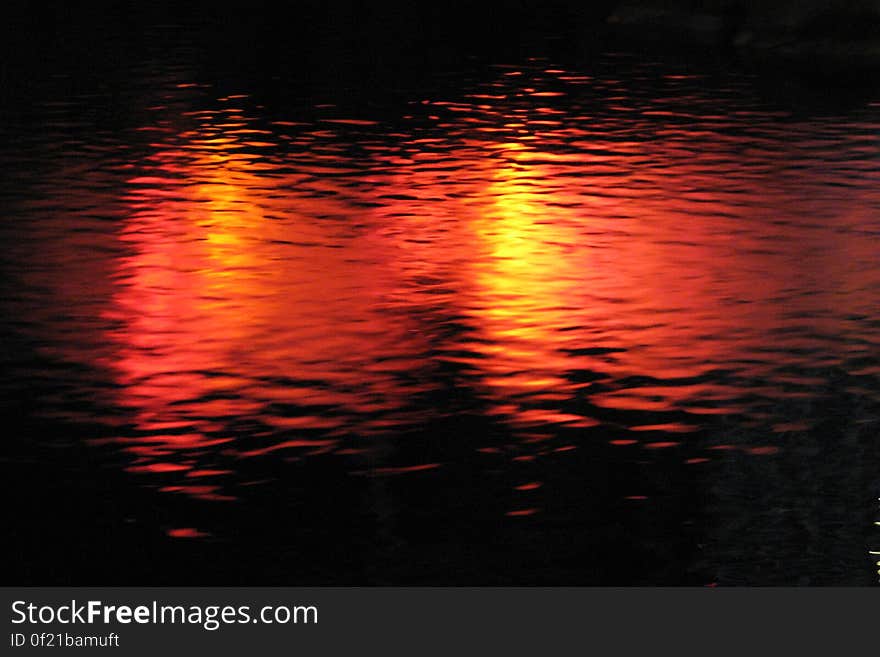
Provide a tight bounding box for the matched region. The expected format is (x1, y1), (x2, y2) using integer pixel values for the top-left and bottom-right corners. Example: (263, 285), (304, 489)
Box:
(1, 50), (878, 584)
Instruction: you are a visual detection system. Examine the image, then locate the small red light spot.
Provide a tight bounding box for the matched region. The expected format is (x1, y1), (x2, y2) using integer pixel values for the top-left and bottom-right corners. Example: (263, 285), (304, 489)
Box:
(167, 528), (209, 538)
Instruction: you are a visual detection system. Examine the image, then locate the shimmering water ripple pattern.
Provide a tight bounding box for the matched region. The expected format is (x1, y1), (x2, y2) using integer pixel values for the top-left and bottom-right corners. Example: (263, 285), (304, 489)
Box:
(1, 48), (879, 584)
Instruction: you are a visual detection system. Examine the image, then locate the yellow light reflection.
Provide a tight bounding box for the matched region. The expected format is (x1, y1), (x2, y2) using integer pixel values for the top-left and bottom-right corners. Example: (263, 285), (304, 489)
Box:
(109, 111), (430, 497)
(465, 144), (592, 434)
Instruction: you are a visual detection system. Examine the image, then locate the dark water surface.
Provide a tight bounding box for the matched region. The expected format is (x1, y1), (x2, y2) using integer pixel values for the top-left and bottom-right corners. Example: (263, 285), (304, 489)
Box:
(2, 15), (879, 584)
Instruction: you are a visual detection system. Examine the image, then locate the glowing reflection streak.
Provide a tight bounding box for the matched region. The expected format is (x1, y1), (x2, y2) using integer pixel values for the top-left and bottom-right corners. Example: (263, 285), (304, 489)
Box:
(465, 143), (592, 434)
(109, 110), (429, 500)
